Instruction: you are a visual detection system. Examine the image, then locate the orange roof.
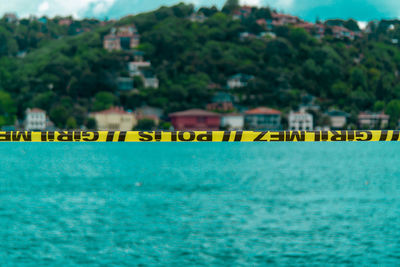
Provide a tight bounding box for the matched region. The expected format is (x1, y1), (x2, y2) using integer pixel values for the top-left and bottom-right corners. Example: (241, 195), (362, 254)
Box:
(245, 107), (281, 115)
(169, 109), (220, 117)
(92, 106), (131, 115)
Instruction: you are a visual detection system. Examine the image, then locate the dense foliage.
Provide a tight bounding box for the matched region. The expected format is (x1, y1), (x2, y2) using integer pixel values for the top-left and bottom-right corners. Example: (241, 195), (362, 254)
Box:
(1, 2), (400, 128)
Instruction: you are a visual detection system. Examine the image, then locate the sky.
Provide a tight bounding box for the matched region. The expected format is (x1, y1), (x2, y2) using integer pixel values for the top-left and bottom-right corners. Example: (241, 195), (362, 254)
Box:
(1, 0), (400, 22)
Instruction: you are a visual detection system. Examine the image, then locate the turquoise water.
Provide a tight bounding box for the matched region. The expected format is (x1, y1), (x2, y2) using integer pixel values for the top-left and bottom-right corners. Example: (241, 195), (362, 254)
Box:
(1, 143), (400, 266)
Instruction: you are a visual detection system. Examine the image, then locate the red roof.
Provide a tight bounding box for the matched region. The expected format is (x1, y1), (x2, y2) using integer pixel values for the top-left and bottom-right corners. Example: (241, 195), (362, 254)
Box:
(272, 13), (298, 19)
(295, 22), (314, 29)
(28, 108), (45, 113)
(332, 26), (351, 33)
(169, 109), (220, 117)
(245, 107), (281, 115)
(358, 112), (389, 119)
(92, 106), (131, 115)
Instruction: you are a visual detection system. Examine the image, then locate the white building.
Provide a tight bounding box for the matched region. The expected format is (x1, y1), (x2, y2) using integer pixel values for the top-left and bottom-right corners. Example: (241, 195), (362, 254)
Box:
(227, 74), (253, 89)
(25, 108), (47, 130)
(143, 76), (159, 88)
(358, 112), (389, 129)
(326, 110), (348, 129)
(128, 61), (151, 76)
(221, 114), (244, 130)
(289, 110), (313, 131)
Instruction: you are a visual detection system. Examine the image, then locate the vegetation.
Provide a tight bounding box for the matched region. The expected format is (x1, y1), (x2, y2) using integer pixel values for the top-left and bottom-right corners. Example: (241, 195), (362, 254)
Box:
(1, 2), (400, 128)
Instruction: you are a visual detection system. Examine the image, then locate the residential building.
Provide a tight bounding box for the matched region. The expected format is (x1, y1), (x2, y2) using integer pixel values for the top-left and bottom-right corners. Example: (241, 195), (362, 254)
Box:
(103, 25), (140, 51)
(206, 92), (234, 112)
(128, 61), (151, 76)
(58, 19), (72, 26)
(244, 107), (282, 130)
(221, 113), (244, 130)
(24, 108), (47, 131)
(295, 23), (325, 39)
(289, 110), (313, 131)
(227, 74), (254, 89)
(239, 32), (257, 41)
(142, 71), (159, 88)
(189, 12), (206, 23)
(38, 17), (48, 24)
(135, 106), (163, 125)
(90, 106), (137, 131)
(117, 77), (134, 91)
(103, 34), (121, 51)
(326, 110), (348, 129)
(169, 109), (221, 130)
(207, 102), (234, 112)
(4, 13), (18, 23)
(358, 112), (389, 129)
(271, 12), (301, 26)
(331, 26), (357, 40)
(233, 6), (253, 20)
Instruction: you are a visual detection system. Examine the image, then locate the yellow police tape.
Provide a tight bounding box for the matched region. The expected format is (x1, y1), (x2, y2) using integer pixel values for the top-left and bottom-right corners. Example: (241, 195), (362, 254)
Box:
(0, 130), (399, 142)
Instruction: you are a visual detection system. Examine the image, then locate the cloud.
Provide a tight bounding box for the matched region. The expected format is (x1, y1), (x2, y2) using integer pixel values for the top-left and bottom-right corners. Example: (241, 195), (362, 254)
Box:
(240, 0), (261, 7)
(358, 21), (368, 30)
(38, 1), (49, 13)
(1, 0), (116, 18)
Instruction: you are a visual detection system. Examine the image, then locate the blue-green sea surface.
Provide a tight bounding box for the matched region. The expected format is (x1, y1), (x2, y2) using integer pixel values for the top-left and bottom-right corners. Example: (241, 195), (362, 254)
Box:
(0, 143), (400, 266)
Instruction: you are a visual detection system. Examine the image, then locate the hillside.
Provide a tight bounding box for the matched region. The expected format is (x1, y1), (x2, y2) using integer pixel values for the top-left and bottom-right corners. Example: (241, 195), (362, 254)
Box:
(1, 2), (400, 129)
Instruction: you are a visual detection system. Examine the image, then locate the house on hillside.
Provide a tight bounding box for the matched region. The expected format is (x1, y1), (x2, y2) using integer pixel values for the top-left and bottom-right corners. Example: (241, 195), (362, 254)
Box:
(117, 77), (134, 91)
(330, 26), (362, 40)
(58, 19), (72, 26)
(233, 6), (253, 20)
(24, 108), (54, 131)
(188, 12), (206, 23)
(4, 13), (18, 23)
(227, 74), (254, 89)
(103, 25), (140, 51)
(169, 109), (221, 130)
(244, 107), (282, 130)
(90, 106), (137, 131)
(135, 106), (163, 126)
(288, 110), (313, 131)
(295, 22), (325, 39)
(358, 112), (389, 129)
(128, 60), (151, 77)
(272, 12), (301, 26)
(326, 110), (348, 129)
(141, 70), (159, 88)
(221, 113), (244, 130)
(206, 92), (235, 112)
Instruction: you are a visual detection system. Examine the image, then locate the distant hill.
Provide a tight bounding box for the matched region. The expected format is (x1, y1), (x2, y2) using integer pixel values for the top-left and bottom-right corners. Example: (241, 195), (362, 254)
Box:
(1, 3), (400, 129)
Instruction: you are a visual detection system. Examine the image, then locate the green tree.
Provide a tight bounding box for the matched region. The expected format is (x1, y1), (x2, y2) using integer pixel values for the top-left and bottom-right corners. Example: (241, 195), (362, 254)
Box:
(0, 90), (16, 126)
(50, 105), (69, 128)
(386, 100), (400, 128)
(86, 117), (97, 130)
(222, 0), (239, 14)
(66, 116), (77, 129)
(134, 118), (156, 130)
(93, 91), (116, 111)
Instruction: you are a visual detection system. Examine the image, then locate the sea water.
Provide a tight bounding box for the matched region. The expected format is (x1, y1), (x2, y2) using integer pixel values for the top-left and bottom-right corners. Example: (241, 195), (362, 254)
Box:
(0, 142), (400, 266)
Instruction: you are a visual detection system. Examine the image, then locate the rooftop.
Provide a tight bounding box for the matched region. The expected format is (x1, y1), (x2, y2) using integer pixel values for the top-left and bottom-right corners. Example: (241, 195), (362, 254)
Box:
(358, 112), (389, 119)
(245, 107), (281, 115)
(27, 108), (45, 113)
(169, 109), (220, 117)
(91, 106), (131, 115)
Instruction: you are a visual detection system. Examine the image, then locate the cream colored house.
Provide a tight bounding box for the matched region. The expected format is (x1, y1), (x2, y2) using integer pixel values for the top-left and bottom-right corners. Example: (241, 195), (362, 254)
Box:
(90, 107), (137, 131)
